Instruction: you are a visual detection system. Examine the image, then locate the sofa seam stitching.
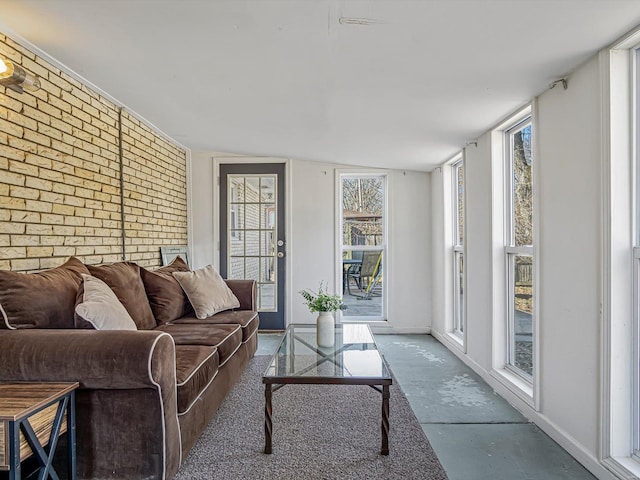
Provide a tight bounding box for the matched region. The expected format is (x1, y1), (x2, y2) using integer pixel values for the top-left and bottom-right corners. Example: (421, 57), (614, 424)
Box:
(241, 325), (258, 344)
(176, 348), (219, 387)
(0, 302), (15, 330)
(218, 338), (243, 368)
(176, 368), (220, 417)
(208, 324), (241, 352)
(148, 332), (178, 479)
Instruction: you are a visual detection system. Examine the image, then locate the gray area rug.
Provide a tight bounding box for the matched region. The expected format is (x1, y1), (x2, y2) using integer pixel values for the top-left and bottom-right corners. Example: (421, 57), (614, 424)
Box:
(175, 355), (448, 480)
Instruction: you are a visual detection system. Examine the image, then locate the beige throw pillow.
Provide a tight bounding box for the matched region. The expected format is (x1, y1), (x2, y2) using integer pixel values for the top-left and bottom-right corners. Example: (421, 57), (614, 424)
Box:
(172, 265), (240, 319)
(75, 274), (137, 330)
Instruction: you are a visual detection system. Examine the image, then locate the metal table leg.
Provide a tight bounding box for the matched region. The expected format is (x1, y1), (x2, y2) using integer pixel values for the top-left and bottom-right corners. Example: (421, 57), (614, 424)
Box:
(68, 391), (76, 480)
(264, 384), (273, 454)
(9, 420), (20, 480)
(381, 384), (390, 455)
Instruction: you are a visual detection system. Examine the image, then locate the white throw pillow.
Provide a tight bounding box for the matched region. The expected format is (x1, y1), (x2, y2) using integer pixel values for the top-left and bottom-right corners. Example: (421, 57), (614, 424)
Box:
(75, 274), (137, 330)
(172, 265), (240, 319)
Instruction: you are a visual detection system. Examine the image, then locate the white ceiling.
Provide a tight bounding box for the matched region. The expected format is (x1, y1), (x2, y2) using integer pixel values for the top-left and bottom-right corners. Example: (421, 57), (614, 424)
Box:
(1, 1), (640, 171)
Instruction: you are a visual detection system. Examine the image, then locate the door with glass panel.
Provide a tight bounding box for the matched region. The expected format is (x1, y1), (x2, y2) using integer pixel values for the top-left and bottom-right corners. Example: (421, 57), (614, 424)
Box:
(220, 164), (285, 330)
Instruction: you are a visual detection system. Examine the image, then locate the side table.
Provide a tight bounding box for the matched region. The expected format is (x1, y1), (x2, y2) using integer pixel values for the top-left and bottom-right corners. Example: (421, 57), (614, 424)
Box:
(0, 383), (79, 480)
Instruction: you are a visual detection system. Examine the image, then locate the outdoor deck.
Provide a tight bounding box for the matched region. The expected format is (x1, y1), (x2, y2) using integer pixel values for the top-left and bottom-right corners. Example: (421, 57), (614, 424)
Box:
(341, 286), (382, 318)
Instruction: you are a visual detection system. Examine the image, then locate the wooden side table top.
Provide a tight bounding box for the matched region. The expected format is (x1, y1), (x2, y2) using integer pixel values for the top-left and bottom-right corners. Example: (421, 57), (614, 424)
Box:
(0, 383), (79, 421)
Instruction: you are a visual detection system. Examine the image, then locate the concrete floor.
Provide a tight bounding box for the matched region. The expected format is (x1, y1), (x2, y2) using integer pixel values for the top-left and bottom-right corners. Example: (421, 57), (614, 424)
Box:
(256, 332), (596, 480)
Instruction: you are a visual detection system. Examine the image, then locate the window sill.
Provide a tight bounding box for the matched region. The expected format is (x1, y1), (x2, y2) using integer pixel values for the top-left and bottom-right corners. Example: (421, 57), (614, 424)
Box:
(602, 456), (640, 479)
(445, 331), (465, 352)
(490, 367), (534, 409)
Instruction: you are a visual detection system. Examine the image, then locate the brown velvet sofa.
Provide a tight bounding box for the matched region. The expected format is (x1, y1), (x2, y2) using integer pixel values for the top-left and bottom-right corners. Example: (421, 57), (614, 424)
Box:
(0, 256), (258, 479)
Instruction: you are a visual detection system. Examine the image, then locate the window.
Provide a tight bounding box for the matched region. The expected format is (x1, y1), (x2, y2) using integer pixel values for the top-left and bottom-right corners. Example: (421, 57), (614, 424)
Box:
(634, 44), (640, 462)
(505, 118), (534, 380)
(339, 174), (386, 320)
(452, 158), (465, 336)
(600, 32), (640, 477)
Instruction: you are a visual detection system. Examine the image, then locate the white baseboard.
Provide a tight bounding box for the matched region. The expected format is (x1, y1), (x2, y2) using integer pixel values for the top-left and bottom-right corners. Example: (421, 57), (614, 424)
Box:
(430, 327), (618, 480)
(431, 328), (465, 354)
(371, 326), (431, 335)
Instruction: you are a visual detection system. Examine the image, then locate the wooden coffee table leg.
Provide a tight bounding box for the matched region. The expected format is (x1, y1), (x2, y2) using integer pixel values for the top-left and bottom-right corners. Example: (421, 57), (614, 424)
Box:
(264, 383), (273, 454)
(381, 384), (390, 455)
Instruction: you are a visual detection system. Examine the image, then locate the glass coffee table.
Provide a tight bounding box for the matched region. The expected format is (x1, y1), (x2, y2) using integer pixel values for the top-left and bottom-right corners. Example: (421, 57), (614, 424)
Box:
(262, 323), (392, 455)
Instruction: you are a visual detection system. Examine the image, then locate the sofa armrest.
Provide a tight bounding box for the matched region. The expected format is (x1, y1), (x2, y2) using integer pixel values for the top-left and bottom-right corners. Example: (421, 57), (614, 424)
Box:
(0, 329), (182, 479)
(225, 279), (257, 311)
(0, 329), (176, 390)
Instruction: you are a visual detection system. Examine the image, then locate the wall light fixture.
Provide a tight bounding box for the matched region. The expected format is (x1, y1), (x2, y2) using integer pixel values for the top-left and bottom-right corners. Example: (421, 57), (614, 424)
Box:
(0, 57), (41, 93)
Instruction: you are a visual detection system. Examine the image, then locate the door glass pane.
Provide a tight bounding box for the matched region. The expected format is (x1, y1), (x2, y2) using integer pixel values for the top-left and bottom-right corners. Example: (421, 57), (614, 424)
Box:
(229, 257), (244, 280)
(227, 174), (278, 312)
(260, 257), (274, 282)
(245, 257), (259, 281)
(261, 204), (276, 229)
(510, 254), (533, 376)
(261, 231), (275, 256)
(245, 231), (259, 256)
(245, 177), (260, 201)
(245, 204), (259, 229)
(260, 283), (275, 310)
(230, 233), (244, 256)
(260, 177), (275, 202)
(229, 204), (244, 230)
(230, 177), (244, 202)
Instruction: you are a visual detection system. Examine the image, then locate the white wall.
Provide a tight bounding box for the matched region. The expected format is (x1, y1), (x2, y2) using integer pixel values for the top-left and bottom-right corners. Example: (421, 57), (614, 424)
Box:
(289, 159), (339, 323)
(190, 153), (432, 332)
(431, 54), (613, 478)
(190, 151), (215, 269)
(463, 133), (493, 370)
(430, 166), (447, 336)
(536, 55), (602, 457)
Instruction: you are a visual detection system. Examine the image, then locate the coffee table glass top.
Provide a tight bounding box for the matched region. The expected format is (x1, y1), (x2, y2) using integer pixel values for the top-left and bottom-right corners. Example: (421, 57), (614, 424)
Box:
(263, 323), (391, 383)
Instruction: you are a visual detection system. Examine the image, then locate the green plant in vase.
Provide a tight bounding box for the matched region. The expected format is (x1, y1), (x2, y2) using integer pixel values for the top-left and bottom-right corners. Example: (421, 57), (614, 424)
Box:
(299, 282), (345, 313)
(299, 282), (345, 347)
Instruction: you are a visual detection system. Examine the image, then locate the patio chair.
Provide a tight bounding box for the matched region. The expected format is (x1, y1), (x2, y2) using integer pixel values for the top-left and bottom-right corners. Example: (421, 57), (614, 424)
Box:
(345, 250), (364, 295)
(350, 251), (382, 299)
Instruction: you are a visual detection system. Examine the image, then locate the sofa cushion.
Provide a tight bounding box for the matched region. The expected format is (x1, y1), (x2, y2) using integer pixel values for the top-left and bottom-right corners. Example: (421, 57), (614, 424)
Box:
(87, 262), (156, 330)
(172, 265), (239, 319)
(0, 256), (89, 329)
(74, 274), (137, 331)
(175, 345), (219, 415)
(140, 257), (193, 325)
(173, 310), (258, 343)
(155, 324), (242, 366)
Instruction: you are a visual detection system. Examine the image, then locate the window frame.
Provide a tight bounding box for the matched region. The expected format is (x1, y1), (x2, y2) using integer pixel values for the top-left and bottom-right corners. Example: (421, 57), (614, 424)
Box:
(633, 44), (640, 462)
(451, 157), (465, 338)
(504, 117), (535, 383)
(337, 172), (388, 322)
(599, 31), (640, 477)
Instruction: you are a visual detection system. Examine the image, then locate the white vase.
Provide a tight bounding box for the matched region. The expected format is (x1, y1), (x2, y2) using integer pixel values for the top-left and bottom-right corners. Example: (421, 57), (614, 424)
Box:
(316, 311), (335, 348)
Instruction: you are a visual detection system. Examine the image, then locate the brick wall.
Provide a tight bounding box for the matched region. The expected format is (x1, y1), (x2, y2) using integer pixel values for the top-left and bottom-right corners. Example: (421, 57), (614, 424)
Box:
(0, 33), (188, 271)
